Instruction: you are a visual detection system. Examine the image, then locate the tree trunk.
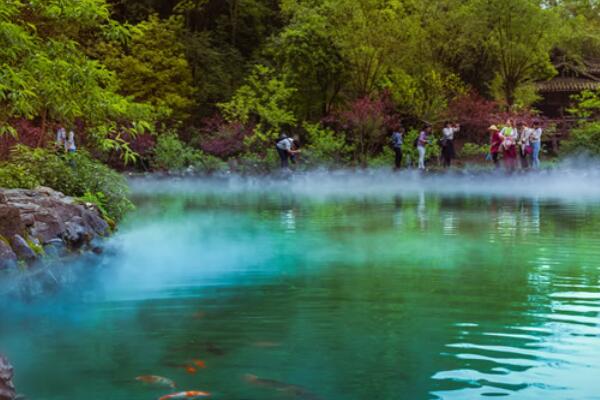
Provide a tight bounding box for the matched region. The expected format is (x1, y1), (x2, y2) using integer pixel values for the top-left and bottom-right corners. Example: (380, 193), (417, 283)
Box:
(38, 108), (47, 148)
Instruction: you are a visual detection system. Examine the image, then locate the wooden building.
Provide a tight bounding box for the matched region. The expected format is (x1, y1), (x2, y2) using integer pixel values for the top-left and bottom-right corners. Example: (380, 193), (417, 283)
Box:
(536, 60), (600, 118)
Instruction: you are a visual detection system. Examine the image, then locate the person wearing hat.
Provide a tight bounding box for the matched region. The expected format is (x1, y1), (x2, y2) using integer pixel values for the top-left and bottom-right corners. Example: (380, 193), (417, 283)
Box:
(488, 125), (502, 169)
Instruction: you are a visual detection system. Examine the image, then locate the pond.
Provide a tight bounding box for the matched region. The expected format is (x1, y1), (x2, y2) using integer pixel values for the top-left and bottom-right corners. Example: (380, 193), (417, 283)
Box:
(2, 171), (600, 400)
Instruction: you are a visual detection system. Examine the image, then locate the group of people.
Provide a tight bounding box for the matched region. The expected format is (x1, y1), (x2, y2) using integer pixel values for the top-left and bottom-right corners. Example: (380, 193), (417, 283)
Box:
(391, 119), (543, 171)
(489, 119), (543, 171)
(55, 126), (77, 154)
(391, 122), (461, 171)
(276, 119), (544, 171)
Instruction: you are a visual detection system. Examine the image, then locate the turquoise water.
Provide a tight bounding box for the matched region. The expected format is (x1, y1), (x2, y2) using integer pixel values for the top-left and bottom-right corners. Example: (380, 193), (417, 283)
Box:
(2, 172), (600, 400)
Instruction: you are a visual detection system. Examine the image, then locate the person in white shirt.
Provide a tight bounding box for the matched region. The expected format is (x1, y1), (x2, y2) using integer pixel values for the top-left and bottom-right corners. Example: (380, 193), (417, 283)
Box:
(441, 121), (460, 168)
(530, 121), (543, 169)
(66, 130), (77, 153)
(275, 134), (300, 169)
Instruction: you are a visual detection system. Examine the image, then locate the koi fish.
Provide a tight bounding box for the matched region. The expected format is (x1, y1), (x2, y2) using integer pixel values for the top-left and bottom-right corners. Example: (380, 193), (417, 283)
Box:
(192, 359), (206, 368)
(158, 391), (211, 400)
(244, 374), (323, 400)
(135, 375), (176, 389)
(185, 366), (197, 374)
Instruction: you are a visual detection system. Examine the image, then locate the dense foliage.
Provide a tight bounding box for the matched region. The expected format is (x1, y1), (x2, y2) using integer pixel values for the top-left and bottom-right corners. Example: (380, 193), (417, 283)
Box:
(564, 89), (600, 156)
(0, 0), (599, 179)
(0, 146), (133, 223)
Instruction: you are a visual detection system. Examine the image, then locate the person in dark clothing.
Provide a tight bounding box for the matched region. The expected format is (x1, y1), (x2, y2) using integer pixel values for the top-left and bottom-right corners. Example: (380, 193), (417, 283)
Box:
(441, 122), (459, 168)
(390, 128), (404, 170)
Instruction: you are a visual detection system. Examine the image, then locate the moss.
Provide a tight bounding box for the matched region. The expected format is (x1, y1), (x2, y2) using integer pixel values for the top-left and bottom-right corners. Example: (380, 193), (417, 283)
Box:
(25, 235), (45, 257)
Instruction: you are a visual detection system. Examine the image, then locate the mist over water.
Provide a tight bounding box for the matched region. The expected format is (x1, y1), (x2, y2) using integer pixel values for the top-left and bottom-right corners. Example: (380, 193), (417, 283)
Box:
(2, 167), (600, 400)
(130, 164), (600, 201)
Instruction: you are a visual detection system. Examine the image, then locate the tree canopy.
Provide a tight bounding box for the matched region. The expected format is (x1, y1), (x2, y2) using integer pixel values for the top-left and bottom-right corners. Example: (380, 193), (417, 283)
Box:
(1, 0), (599, 166)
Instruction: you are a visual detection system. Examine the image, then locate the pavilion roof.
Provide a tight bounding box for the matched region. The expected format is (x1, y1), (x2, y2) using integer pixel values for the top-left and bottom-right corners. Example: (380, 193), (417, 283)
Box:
(537, 77), (600, 93)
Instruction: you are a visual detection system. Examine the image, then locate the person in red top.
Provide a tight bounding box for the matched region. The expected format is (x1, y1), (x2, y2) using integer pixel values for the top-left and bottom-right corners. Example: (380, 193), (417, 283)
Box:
(489, 125), (502, 169)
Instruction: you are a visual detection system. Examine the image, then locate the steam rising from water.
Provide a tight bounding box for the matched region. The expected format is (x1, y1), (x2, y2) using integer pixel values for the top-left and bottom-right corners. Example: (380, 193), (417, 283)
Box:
(129, 164), (600, 201)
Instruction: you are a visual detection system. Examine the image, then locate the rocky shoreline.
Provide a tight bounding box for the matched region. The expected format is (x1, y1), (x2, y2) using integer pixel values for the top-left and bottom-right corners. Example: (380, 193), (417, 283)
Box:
(0, 187), (110, 270)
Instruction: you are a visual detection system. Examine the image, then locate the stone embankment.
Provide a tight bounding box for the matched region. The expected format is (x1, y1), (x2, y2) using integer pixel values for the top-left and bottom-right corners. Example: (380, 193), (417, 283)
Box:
(0, 187), (109, 270)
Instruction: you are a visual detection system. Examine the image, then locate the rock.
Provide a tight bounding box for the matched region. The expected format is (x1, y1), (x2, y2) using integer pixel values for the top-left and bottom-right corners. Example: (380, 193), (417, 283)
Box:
(43, 238), (67, 258)
(0, 206), (24, 239)
(9, 235), (37, 263)
(0, 188), (110, 263)
(63, 218), (93, 249)
(0, 241), (17, 270)
(0, 355), (16, 400)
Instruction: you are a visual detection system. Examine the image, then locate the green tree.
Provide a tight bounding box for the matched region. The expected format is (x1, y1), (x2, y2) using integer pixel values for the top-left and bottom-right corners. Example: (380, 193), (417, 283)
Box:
(0, 0), (154, 160)
(266, 8), (345, 119)
(218, 65), (297, 149)
(98, 14), (196, 121)
(465, 0), (559, 107)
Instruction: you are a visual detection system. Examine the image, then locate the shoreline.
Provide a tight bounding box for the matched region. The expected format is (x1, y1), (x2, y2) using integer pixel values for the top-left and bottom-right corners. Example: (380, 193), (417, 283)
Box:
(0, 187), (110, 286)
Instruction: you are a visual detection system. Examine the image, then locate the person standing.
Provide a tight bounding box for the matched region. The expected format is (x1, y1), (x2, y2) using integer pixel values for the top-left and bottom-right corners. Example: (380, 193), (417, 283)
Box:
(391, 128), (404, 170)
(499, 119), (517, 172)
(530, 121), (543, 169)
(55, 126), (67, 152)
(66, 129), (77, 153)
(441, 122), (460, 168)
(500, 119), (517, 142)
(417, 125), (432, 170)
(516, 121), (531, 170)
(489, 125), (502, 169)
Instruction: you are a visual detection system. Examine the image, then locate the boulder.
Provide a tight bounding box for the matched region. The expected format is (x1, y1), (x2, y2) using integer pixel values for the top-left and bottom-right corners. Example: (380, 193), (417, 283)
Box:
(9, 235), (37, 263)
(0, 241), (17, 270)
(0, 355), (16, 400)
(0, 188), (110, 263)
(0, 206), (24, 239)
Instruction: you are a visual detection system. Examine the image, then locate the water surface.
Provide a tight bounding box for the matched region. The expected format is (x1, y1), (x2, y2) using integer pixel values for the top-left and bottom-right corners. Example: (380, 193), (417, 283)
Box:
(2, 171), (600, 400)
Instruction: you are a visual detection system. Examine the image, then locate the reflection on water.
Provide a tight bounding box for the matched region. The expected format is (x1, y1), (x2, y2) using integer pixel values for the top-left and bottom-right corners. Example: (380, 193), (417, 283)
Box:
(1, 176), (600, 400)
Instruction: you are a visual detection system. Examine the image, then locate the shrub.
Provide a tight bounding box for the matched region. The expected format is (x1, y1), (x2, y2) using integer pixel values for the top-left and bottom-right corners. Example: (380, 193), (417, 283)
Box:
(460, 142), (489, 158)
(198, 114), (251, 159)
(0, 163), (41, 189)
(368, 147), (395, 168)
(7, 145), (133, 222)
(563, 121), (600, 156)
(303, 122), (354, 167)
(152, 132), (227, 173)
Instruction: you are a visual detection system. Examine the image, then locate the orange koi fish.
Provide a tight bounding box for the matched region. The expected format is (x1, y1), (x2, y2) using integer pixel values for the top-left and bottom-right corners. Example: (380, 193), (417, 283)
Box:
(158, 391), (211, 400)
(185, 366), (197, 374)
(192, 359), (206, 368)
(135, 375), (176, 389)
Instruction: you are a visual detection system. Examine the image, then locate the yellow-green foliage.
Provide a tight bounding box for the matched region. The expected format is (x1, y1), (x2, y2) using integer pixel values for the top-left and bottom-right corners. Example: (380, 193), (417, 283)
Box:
(0, 1), (155, 160)
(97, 15), (196, 121)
